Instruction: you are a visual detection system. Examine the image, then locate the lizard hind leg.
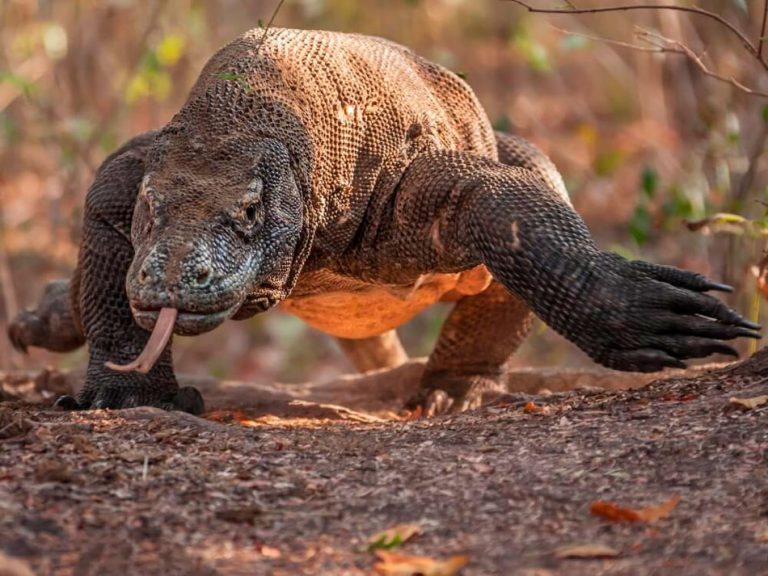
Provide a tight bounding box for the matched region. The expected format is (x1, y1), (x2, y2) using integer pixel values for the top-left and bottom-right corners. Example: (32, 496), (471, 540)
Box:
(336, 330), (408, 373)
(8, 279), (85, 354)
(406, 282), (533, 416)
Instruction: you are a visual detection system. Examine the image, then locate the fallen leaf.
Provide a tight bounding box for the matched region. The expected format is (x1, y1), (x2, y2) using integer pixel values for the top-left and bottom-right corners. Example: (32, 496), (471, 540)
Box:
(256, 544), (281, 558)
(216, 506), (263, 524)
(34, 460), (72, 483)
(206, 410), (260, 427)
(373, 550), (468, 575)
(368, 524), (422, 550)
(405, 406), (423, 420)
(590, 497), (679, 523)
(523, 400), (551, 415)
(554, 544), (619, 559)
(757, 530), (768, 543)
(728, 395), (768, 411)
(471, 462), (494, 475)
(523, 401), (538, 413)
(0, 551), (35, 576)
(660, 393), (697, 402)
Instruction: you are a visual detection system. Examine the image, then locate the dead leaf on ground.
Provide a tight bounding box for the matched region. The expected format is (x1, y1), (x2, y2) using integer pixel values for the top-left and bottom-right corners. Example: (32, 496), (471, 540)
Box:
(728, 395), (768, 411)
(373, 550), (468, 575)
(554, 544), (620, 559)
(402, 406), (423, 420)
(216, 506), (264, 524)
(34, 460), (73, 483)
(368, 523), (422, 551)
(523, 401), (551, 415)
(0, 551), (35, 576)
(0, 411), (31, 440)
(590, 496), (680, 523)
(255, 544), (281, 558)
(206, 410), (261, 427)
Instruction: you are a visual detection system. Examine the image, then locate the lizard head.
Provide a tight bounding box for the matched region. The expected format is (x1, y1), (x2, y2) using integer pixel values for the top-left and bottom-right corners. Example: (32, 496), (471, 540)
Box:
(124, 126), (304, 341)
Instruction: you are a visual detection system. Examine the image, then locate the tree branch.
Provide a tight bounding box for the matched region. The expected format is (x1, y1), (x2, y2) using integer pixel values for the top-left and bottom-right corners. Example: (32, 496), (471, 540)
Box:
(759, 0), (768, 61)
(549, 24), (768, 98)
(637, 28), (768, 98)
(502, 0), (768, 73)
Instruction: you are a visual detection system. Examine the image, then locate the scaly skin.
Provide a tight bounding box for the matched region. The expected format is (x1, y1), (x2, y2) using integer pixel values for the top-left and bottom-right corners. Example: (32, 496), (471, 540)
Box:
(8, 29), (759, 416)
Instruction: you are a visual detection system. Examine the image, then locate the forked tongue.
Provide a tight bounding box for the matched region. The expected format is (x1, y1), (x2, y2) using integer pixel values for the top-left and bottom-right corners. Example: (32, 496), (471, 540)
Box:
(105, 307), (178, 374)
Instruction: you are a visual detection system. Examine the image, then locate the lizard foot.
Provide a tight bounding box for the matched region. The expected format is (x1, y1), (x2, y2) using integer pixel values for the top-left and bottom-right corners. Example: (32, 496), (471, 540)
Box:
(7, 280), (84, 353)
(405, 374), (505, 417)
(55, 348), (206, 415)
(55, 386), (204, 415)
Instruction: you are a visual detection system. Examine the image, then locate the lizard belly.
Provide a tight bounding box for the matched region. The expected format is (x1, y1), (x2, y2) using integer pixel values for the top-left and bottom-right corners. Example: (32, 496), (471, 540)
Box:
(280, 265), (492, 339)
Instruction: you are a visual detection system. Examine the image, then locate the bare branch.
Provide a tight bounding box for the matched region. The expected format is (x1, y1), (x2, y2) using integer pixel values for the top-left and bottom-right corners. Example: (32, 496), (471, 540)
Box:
(550, 25), (768, 98)
(502, 0), (768, 73)
(255, 0), (287, 57)
(760, 0), (768, 61)
(550, 25), (658, 53)
(638, 28), (768, 98)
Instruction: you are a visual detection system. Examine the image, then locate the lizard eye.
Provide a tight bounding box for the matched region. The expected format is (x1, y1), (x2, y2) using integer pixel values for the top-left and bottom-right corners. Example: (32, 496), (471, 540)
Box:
(239, 177), (263, 229)
(245, 203), (258, 224)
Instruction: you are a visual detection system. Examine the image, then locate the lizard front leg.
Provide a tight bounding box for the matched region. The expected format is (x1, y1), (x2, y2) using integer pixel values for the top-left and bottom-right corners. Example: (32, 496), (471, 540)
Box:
(377, 151), (758, 413)
(57, 144), (203, 414)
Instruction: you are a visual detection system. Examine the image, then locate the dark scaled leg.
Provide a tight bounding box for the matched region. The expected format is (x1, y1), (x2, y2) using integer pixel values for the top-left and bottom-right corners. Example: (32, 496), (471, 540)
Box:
(359, 148), (757, 415)
(336, 330), (408, 373)
(407, 282), (533, 416)
(58, 139), (203, 414)
(8, 279), (84, 353)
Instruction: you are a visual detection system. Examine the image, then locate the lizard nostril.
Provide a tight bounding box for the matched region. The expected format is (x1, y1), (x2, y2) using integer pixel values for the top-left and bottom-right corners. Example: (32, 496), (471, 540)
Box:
(195, 267), (211, 286)
(139, 268), (150, 285)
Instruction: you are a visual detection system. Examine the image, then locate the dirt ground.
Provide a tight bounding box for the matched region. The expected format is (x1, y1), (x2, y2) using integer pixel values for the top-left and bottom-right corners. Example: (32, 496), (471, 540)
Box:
(1, 353), (767, 576)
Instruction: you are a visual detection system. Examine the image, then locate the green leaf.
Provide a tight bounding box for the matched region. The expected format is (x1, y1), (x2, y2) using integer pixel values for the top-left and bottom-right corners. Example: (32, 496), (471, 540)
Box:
(258, 18), (265, 28)
(762, 105), (768, 123)
(217, 72), (244, 82)
(0, 71), (37, 98)
(156, 34), (185, 67)
(628, 204), (651, 246)
(731, 0), (748, 12)
(661, 188), (694, 221)
(708, 212), (748, 225)
(594, 150), (624, 176)
(368, 534), (404, 551)
(493, 115), (512, 132)
(640, 167), (658, 199)
(560, 34), (589, 51)
(513, 32), (552, 73)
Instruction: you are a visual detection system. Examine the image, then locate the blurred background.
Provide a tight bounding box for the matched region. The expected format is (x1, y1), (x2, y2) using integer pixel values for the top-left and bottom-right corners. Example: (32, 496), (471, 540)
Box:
(1, 0), (767, 384)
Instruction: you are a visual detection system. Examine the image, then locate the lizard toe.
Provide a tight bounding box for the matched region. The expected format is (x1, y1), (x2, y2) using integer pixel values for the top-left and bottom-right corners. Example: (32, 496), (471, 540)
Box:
(170, 387), (205, 415)
(54, 395), (85, 411)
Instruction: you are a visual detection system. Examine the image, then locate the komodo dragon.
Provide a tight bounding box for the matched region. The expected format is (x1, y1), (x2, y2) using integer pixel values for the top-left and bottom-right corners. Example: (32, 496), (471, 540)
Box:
(8, 28), (760, 416)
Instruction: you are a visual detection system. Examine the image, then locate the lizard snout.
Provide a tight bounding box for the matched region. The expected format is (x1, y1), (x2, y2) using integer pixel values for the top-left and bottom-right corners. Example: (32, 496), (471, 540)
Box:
(127, 240), (244, 335)
(136, 243), (214, 291)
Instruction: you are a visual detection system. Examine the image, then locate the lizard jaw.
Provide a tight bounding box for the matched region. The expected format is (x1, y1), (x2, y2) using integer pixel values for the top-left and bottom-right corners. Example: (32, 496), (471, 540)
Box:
(131, 305), (237, 336)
